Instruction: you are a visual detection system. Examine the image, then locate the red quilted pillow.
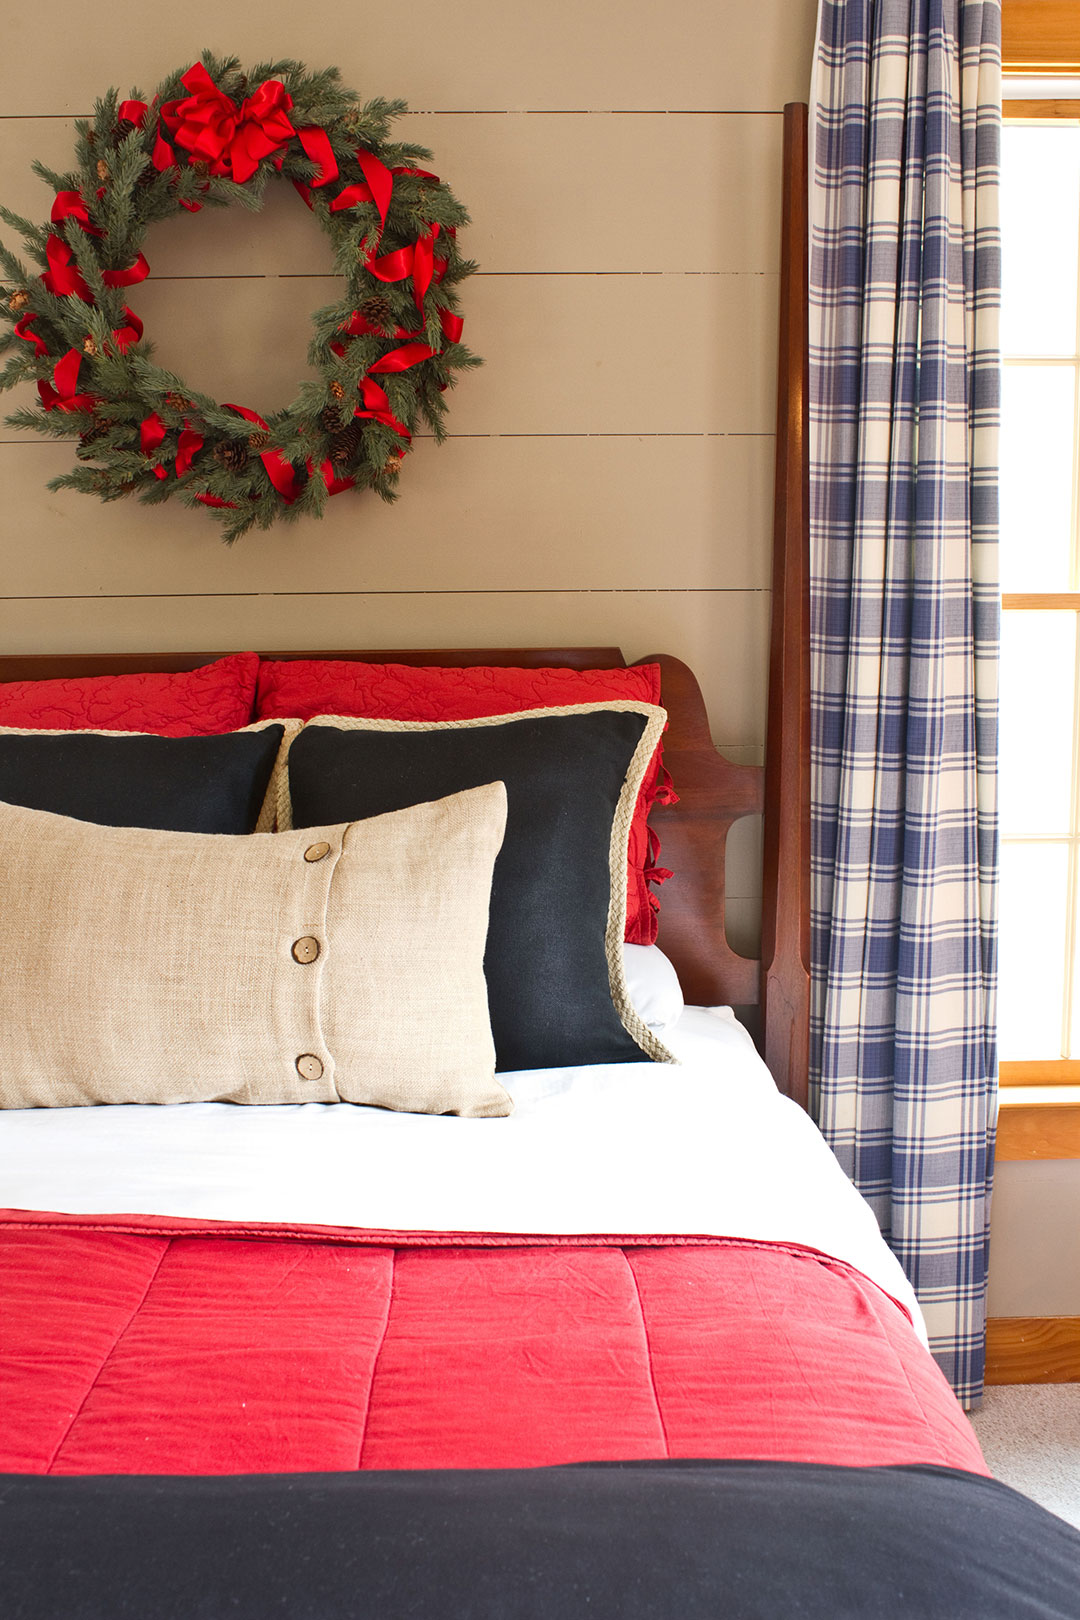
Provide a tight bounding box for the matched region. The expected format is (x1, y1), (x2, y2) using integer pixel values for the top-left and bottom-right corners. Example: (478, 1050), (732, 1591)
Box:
(255, 659), (676, 943)
(0, 652), (259, 737)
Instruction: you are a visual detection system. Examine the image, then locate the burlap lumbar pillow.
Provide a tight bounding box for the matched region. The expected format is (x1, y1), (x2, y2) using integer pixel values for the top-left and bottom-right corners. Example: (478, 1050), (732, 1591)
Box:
(0, 782), (510, 1117)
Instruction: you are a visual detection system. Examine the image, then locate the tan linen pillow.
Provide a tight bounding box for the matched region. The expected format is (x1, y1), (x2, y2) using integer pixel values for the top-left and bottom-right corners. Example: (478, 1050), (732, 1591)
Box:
(0, 782), (511, 1117)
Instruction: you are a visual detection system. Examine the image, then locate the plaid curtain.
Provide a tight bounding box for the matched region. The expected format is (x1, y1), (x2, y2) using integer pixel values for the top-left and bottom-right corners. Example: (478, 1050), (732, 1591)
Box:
(809, 0), (1000, 1404)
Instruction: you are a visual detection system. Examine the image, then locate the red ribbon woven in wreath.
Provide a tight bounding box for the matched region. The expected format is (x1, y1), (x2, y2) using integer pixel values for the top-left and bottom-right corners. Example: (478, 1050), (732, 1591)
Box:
(350, 341), (438, 440)
(334, 303), (463, 350)
(222, 403), (300, 503)
(41, 191), (149, 303)
(37, 349), (97, 413)
(297, 126), (338, 187)
(50, 191), (104, 237)
(325, 149), (395, 234)
(161, 64), (297, 184)
(366, 222), (448, 314)
(110, 307), (144, 353)
(13, 314), (49, 357)
(303, 456), (355, 497)
(41, 234), (92, 300)
(18, 307), (141, 360)
(140, 411), (204, 479)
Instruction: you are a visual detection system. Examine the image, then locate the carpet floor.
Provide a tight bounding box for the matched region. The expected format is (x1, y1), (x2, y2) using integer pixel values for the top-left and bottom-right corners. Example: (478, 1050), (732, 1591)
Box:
(970, 1384), (1080, 1529)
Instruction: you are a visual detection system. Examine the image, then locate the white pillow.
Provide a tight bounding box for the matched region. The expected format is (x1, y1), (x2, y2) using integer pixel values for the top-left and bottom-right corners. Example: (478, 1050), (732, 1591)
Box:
(622, 945), (685, 1033)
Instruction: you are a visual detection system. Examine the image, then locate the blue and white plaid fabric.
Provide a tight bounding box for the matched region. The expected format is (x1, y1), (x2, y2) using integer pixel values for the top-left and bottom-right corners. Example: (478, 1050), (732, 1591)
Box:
(809, 0), (1000, 1404)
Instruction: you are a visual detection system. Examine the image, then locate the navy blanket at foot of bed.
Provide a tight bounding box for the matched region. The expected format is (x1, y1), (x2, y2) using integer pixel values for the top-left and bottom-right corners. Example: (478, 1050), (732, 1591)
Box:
(3, 1460), (1079, 1620)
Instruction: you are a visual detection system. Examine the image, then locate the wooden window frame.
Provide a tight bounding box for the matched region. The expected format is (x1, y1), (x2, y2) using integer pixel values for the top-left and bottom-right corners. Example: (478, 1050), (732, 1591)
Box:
(1003, 3), (1080, 78)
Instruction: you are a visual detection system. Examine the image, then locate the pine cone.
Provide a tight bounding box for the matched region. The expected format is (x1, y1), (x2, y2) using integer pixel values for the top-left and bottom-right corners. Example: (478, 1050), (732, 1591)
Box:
(328, 379), (346, 402)
(328, 423), (362, 466)
(247, 430), (270, 451)
(164, 392), (194, 413)
(381, 451), (404, 477)
(358, 293), (393, 331)
(214, 439), (250, 474)
(96, 159), (110, 184)
(7, 289), (30, 312)
(320, 404), (345, 434)
(83, 334), (99, 357)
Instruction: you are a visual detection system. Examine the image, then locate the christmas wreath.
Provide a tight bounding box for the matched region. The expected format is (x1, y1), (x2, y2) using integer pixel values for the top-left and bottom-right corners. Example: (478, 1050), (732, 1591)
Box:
(0, 54), (479, 542)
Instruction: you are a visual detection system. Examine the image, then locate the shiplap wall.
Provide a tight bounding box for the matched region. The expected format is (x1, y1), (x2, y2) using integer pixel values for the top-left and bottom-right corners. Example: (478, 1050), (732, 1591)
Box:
(0, 4), (817, 947)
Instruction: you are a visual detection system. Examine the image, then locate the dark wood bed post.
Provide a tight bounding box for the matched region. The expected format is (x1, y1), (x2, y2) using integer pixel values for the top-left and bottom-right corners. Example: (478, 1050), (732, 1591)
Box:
(760, 103), (811, 1108)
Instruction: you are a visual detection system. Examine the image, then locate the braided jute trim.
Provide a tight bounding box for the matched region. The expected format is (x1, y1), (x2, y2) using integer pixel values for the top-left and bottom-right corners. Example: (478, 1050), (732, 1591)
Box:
(256, 719), (303, 833)
(278, 702), (676, 1065)
(0, 716), (298, 836)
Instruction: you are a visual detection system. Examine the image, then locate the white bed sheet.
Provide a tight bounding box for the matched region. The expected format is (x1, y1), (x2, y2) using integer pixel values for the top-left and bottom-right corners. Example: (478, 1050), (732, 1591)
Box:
(0, 1005), (926, 1343)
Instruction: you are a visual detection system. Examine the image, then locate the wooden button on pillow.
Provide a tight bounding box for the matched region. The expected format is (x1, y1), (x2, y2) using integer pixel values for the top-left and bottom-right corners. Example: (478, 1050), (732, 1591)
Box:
(0, 784), (510, 1116)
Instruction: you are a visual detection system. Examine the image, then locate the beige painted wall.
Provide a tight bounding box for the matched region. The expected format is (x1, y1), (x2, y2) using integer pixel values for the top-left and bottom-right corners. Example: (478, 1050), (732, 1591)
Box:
(988, 1161), (1080, 1318)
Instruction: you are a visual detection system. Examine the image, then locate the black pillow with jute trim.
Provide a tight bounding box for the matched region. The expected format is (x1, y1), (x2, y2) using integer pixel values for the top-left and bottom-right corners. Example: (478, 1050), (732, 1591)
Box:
(0, 721), (290, 834)
(282, 703), (675, 1073)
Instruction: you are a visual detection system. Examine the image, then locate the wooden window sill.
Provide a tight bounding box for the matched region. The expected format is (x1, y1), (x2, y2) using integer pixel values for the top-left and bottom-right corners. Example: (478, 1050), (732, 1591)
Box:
(997, 1087), (1080, 1159)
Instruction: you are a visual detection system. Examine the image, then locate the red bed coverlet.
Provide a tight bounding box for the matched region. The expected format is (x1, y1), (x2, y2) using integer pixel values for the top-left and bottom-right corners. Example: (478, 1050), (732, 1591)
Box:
(0, 1213), (986, 1478)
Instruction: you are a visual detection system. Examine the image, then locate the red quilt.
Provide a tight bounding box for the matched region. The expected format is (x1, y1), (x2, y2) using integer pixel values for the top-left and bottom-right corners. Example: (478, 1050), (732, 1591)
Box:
(1, 1212), (986, 1478)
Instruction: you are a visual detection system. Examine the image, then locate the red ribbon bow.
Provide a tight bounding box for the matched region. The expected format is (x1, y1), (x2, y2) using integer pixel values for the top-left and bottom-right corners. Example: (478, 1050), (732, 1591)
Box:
(163, 63), (297, 184)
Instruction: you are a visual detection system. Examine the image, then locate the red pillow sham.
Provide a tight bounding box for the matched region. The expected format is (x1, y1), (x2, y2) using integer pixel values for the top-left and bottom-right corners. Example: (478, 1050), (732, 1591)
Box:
(0, 652), (259, 738)
(255, 659), (676, 943)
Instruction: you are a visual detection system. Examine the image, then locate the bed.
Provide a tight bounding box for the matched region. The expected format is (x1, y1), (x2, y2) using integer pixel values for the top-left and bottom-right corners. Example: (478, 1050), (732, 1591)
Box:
(2, 110), (1080, 1620)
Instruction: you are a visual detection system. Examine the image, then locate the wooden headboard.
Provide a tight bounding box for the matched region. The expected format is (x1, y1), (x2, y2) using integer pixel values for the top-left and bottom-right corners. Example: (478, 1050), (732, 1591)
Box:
(0, 108), (810, 1103)
(0, 640), (801, 1089)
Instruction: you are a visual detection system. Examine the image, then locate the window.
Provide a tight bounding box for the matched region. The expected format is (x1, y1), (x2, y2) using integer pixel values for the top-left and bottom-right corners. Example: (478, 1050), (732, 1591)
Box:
(999, 4), (1080, 1088)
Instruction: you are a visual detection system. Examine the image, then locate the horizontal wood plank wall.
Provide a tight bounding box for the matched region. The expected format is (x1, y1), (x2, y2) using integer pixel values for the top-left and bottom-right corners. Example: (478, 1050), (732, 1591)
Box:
(0, 1), (817, 951)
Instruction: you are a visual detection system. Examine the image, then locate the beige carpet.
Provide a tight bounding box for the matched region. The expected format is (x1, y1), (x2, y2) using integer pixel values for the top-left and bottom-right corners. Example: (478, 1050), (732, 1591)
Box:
(970, 1385), (1080, 1529)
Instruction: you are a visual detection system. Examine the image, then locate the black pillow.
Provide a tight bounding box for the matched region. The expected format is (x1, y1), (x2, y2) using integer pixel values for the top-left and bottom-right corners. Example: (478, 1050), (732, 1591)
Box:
(286, 707), (671, 1073)
(0, 724), (285, 834)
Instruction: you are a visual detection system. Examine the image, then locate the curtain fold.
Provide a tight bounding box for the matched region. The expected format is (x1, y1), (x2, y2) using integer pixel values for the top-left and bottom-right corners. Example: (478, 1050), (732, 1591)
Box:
(809, 0), (1000, 1404)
